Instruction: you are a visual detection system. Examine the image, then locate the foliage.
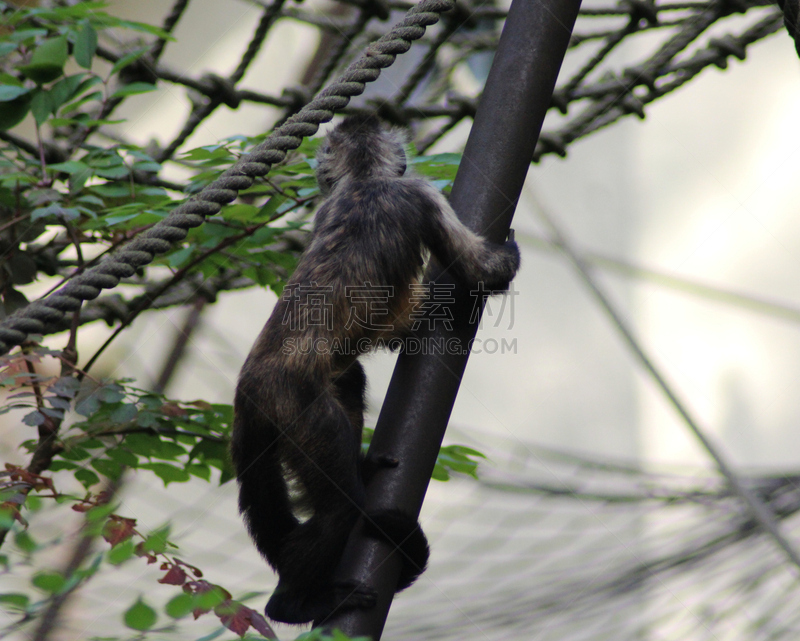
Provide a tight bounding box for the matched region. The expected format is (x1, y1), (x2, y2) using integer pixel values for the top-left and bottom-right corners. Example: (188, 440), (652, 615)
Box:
(0, 3), (477, 639)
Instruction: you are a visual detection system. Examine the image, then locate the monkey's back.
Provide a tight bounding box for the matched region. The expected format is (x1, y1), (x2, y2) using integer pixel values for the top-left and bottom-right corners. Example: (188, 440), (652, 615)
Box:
(250, 177), (435, 370)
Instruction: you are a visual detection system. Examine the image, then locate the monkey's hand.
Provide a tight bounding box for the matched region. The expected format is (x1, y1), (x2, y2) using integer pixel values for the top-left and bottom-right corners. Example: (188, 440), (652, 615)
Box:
(482, 233), (520, 292)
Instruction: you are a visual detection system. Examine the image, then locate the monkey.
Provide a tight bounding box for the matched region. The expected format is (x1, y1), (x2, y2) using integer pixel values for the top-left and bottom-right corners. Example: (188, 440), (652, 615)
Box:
(231, 114), (520, 625)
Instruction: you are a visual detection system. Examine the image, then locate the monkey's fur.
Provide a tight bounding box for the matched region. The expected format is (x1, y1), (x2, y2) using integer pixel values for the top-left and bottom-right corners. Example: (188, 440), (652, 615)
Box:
(232, 115), (520, 624)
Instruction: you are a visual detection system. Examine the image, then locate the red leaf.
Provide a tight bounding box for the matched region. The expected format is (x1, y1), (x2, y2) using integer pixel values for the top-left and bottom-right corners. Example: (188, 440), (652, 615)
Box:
(72, 503), (92, 513)
(248, 608), (278, 639)
(160, 402), (187, 417)
(0, 501), (27, 527)
(4, 465), (54, 492)
(183, 580), (216, 618)
(174, 557), (203, 578)
(134, 542), (157, 564)
(158, 564), (187, 585)
(184, 579), (211, 594)
(216, 602), (250, 637)
(103, 516), (136, 546)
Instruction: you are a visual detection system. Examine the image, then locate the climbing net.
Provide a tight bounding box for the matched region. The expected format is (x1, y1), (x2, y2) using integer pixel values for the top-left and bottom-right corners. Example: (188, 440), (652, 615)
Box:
(0, 0), (789, 349)
(1, 0), (797, 638)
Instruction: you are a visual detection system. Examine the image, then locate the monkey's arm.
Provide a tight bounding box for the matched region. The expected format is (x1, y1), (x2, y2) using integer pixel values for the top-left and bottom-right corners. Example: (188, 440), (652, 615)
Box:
(415, 181), (520, 290)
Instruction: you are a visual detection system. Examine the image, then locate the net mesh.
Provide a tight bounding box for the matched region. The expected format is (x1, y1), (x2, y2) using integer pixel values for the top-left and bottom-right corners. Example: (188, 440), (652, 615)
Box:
(2, 0), (798, 638)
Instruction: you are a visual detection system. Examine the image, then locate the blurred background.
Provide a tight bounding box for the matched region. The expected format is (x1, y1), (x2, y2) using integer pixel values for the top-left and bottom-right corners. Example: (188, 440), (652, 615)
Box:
(2, 0), (800, 638)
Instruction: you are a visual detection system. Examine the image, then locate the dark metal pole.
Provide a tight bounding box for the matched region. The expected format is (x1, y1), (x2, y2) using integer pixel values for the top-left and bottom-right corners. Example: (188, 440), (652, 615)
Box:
(321, 0), (581, 637)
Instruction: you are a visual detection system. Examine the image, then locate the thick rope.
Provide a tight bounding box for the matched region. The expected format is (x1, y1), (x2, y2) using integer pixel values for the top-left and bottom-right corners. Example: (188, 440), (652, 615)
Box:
(0, 0), (455, 356)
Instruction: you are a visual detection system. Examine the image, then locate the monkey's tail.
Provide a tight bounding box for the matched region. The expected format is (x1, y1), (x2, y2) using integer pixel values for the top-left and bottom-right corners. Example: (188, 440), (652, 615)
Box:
(231, 397), (299, 569)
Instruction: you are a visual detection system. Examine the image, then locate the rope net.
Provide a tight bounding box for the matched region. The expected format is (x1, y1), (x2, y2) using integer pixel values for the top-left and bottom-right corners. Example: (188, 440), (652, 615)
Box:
(1, 0), (798, 638)
(0, 0), (788, 349)
(23, 435), (799, 640)
(386, 439), (800, 640)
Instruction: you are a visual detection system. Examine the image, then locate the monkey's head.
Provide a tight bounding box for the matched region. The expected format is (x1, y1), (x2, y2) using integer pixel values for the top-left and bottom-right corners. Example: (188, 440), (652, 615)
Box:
(316, 114), (408, 194)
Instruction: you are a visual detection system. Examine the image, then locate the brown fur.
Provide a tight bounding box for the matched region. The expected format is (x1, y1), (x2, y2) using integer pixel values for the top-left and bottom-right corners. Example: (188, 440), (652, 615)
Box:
(232, 114), (520, 624)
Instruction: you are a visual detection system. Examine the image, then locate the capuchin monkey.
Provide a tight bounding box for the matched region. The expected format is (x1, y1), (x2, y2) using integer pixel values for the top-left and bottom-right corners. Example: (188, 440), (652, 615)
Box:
(232, 114), (520, 624)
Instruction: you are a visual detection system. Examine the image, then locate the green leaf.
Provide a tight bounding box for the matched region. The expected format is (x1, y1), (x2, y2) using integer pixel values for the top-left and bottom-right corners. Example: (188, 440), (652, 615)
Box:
(70, 166), (94, 194)
(149, 439), (186, 460)
(142, 524), (171, 553)
(165, 593), (194, 619)
(189, 440), (229, 465)
(136, 411), (159, 428)
(0, 85), (30, 102)
(186, 463), (211, 481)
(0, 593), (30, 611)
(431, 462), (450, 482)
(195, 586), (228, 610)
(140, 463), (190, 486)
(59, 446), (91, 461)
(110, 403), (137, 423)
(0, 92), (32, 130)
(22, 410), (45, 426)
(256, 196), (286, 221)
(102, 212), (139, 227)
(92, 458), (123, 480)
(111, 82), (157, 98)
(107, 539), (136, 565)
(30, 89), (55, 124)
(50, 73), (87, 112)
(106, 448), (138, 467)
(32, 571), (66, 593)
(49, 460), (78, 471)
(18, 36), (68, 84)
(110, 47), (149, 76)
(122, 433), (161, 457)
(74, 21), (98, 69)
(85, 500), (117, 523)
(4, 29), (47, 44)
(31, 204), (81, 221)
(124, 598), (157, 631)
(75, 468), (101, 488)
(1, 508), (16, 531)
(433, 444), (485, 481)
(14, 531), (37, 554)
(75, 394), (100, 417)
(49, 160), (90, 174)
(94, 165), (130, 179)
(80, 438), (105, 449)
(8, 252), (38, 285)
(410, 152), (461, 166)
(166, 245), (193, 268)
(113, 19), (172, 39)
(131, 160), (161, 172)
(99, 384), (126, 403)
(2, 287), (30, 316)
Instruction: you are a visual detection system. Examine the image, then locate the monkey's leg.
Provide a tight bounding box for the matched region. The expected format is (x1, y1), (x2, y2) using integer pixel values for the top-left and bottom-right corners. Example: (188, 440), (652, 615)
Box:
(265, 390), (376, 624)
(332, 362), (430, 590)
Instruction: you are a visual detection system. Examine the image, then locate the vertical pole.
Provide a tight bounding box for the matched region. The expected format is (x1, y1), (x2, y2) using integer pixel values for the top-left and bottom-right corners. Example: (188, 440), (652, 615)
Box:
(321, 0), (582, 637)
